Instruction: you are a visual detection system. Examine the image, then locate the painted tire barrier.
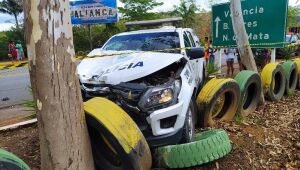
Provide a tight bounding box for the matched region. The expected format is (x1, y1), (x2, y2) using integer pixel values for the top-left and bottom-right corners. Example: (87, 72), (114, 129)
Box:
(261, 63), (286, 101)
(154, 129), (232, 169)
(282, 60), (298, 96)
(84, 97), (152, 170)
(293, 58), (300, 89)
(0, 149), (30, 170)
(234, 71), (261, 117)
(196, 78), (241, 127)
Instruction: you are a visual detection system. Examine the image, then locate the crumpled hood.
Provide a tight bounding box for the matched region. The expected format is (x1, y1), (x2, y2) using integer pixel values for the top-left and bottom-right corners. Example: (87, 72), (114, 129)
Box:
(77, 49), (184, 85)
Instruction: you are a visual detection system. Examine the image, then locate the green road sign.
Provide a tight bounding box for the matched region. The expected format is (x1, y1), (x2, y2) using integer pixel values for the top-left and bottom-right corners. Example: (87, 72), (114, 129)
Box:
(212, 0), (288, 48)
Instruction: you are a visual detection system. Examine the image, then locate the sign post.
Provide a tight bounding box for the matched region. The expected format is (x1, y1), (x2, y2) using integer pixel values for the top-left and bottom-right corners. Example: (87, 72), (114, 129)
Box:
(70, 0), (118, 25)
(70, 0), (118, 51)
(212, 0), (288, 49)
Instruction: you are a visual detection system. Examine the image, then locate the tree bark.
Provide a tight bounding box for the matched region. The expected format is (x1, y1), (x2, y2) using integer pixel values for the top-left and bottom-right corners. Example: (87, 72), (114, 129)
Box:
(24, 0), (95, 169)
(230, 0), (265, 104)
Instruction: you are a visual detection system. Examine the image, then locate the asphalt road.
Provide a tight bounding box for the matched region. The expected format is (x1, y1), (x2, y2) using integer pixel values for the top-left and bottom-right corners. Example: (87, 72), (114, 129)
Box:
(0, 67), (32, 108)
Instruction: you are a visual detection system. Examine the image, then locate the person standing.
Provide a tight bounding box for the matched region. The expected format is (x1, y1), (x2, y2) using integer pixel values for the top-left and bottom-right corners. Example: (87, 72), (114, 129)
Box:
(225, 48), (235, 77)
(208, 40), (217, 67)
(204, 37), (210, 64)
(16, 40), (24, 61)
(8, 41), (17, 62)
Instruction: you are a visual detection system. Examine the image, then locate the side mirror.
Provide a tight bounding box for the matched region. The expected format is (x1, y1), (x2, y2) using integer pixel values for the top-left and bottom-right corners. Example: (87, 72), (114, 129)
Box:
(187, 47), (205, 60)
(97, 44), (103, 48)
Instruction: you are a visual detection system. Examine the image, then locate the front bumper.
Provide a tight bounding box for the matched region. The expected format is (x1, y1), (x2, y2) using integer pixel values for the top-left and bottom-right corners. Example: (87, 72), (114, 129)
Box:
(147, 101), (184, 136)
(146, 128), (183, 148)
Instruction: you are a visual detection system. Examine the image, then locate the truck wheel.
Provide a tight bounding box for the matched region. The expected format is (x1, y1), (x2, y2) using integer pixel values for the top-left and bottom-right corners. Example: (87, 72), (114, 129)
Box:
(154, 129), (232, 169)
(234, 71), (261, 116)
(261, 63), (286, 101)
(0, 149), (30, 170)
(196, 78), (241, 127)
(180, 101), (196, 143)
(294, 58), (300, 89)
(84, 98), (152, 170)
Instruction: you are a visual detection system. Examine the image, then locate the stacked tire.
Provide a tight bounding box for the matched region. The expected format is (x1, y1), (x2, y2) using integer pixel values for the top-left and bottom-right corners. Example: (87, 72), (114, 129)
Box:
(261, 61), (299, 100)
(294, 59), (300, 89)
(84, 97), (152, 170)
(234, 71), (261, 116)
(196, 78), (241, 127)
(261, 63), (286, 101)
(154, 129), (232, 169)
(0, 149), (30, 170)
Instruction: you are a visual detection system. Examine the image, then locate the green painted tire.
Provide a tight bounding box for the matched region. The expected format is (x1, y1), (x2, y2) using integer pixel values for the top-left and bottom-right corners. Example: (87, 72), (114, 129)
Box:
(154, 129), (232, 169)
(282, 61), (298, 96)
(234, 71), (261, 116)
(294, 59), (300, 89)
(0, 149), (30, 170)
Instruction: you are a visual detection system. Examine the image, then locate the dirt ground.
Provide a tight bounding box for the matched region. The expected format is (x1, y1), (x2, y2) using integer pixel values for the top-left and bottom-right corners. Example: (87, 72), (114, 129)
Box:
(0, 91), (299, 170)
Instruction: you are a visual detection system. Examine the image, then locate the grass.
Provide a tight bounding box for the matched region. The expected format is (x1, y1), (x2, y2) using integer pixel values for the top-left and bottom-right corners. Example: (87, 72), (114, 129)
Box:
(234, 114), (247, 125)
(22, 87), (37, 112)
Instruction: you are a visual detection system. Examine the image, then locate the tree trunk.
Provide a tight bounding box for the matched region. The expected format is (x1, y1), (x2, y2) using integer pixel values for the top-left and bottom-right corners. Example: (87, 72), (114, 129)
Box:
(230, 0), (265, 104)
(24, 0), (95, 169)
(14, 13), (19, 30)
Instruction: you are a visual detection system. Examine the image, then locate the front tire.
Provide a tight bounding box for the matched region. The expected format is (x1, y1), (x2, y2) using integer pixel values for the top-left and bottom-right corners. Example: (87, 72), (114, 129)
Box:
(180, 101), (196, 143)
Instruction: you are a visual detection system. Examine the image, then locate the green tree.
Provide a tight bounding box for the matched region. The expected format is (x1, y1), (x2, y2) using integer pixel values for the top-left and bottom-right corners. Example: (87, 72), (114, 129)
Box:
(72, 22), (126, 54)
(287, 7), (300, 28)
(0, 32), (9, 60)
(119, 0), (163, 21)
(172, 0), (198, 28)
(0, 0), (23, 29)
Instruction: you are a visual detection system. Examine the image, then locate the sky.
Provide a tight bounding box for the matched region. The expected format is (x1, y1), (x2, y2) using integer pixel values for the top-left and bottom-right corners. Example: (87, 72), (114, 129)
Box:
(0, 0), (299, 31)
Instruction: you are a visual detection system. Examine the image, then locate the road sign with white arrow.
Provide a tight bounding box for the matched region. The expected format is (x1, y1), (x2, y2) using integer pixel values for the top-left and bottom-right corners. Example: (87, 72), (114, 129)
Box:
(212, 0), (288, 48)
(214, 17), (221, 38)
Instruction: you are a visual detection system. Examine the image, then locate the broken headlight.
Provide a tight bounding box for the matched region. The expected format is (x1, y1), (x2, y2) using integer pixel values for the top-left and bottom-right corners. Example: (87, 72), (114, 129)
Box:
(139, 79), (181, 111)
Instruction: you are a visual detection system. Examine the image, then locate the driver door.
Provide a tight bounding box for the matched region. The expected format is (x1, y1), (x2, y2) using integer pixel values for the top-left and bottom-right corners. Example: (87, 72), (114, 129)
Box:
(184, 31), (202, 87)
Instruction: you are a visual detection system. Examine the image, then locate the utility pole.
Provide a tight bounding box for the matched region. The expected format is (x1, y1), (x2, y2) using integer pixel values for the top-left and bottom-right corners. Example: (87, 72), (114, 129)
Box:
(230, 0), (265, 103)
(24, 0), (95, 169)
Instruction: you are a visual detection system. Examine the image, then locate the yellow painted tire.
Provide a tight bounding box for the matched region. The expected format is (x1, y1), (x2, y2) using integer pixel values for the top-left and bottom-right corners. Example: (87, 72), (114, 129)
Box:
(84, 97), (152, 170)
(261, 63), (286, 101)
(196, 78), (241, 127)
(294, 58), (300, 89)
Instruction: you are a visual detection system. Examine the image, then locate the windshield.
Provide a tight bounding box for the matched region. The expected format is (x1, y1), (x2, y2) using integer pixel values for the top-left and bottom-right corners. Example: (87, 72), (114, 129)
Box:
(103, 32), (181, 53)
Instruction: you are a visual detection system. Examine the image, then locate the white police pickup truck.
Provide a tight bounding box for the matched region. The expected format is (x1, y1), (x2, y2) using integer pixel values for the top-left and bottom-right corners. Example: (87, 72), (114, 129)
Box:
(77, 27), (206, 147)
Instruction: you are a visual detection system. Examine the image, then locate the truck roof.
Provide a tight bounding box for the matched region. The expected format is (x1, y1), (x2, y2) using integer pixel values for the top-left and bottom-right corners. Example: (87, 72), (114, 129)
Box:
(116, 27), (184, 36)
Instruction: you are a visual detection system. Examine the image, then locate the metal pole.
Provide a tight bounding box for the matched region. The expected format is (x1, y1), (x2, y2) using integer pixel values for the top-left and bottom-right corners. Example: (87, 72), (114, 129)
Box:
(218, 49), (222, 73)
(88, 24), (93, 51)
(271, 48), (276, 63)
